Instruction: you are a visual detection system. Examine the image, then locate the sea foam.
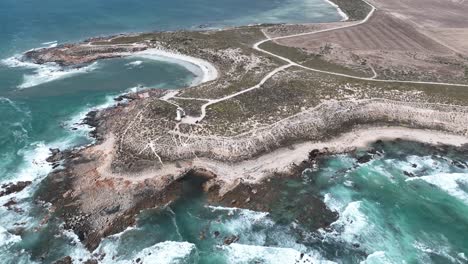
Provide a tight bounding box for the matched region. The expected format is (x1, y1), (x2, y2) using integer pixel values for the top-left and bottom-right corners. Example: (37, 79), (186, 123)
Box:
(359, 251), (391, 264)
(125, 60), (143, 68)
(1, 56), (99, 89)
(406, 173), (468, 204)
(224, 243), (336, 264)
(97, 241), (197, 264)
(323, 201), (369, 244)
(41, 41), (58, 48)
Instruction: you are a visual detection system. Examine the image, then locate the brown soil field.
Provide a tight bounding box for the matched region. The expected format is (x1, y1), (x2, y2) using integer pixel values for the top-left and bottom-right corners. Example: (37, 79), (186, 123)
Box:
(369, 0), (468, 55)
(278, 11), (451, 53)
(273, 6), (468, 84)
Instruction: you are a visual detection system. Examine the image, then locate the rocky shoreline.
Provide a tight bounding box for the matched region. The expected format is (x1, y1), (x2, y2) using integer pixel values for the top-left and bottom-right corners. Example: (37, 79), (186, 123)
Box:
(33, 85), (468, 257)
(24, 42), (148, 67)
(8, 1), (468, 260)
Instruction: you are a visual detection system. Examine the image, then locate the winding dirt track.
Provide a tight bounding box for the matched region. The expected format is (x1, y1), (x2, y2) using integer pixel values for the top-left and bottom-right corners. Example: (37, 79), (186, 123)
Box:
(171, 0), (468, 124)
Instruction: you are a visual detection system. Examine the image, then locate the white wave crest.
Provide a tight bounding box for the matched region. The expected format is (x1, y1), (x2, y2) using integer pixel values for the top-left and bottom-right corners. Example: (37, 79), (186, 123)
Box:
(1, 55), (99, 89)
(406, 173), (468, 204)
(60, 229), (92, 262)
(320, 201), (369, 245)
(359, 251), (391, 264)
(0, 226), (21, 247)
(66, 94), (118, 136)
(41, 41), (58, 48)
(19, 62), (98, 89)
(207, 206), (273, 235)
(1, 141), (52, 184)
(125, 60), (143, 68)
(224, 243), (336, 264)
(97, 241), (197, 264)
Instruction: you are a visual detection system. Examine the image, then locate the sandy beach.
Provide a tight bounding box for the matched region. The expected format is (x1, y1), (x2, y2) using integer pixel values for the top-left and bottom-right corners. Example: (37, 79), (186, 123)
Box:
(131, 49), (219, 86)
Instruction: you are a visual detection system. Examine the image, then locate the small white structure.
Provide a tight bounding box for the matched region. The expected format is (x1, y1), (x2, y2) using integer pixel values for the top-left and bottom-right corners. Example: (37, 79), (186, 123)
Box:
(175, 107), (186, 122)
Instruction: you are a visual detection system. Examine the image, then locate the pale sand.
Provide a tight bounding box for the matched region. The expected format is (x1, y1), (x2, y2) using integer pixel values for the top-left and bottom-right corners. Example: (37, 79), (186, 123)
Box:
(131, 49), (219, 86)
(324, 0), (349, 21)
(91, 126), (468, 195)
(192, 126), (468, 193)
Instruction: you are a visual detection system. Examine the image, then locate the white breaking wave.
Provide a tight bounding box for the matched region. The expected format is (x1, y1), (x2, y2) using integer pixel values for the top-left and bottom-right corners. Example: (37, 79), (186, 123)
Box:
(61, 229), (93, 262)
(130, 241), (197, 264)
(413, 240), (462, 263)
(207, 205), (329, 260)
(2, 141), (52, 184)
(97, 241), (197, 264)
(405, 155), (452, 175)
(19, 62), (98, 89)
(1, 55), (99, 89)
(0, 226), (21, 247)
(224, 243), (336, 264)
(2, 42), (218, 89)
(125, 60), (143, 68)
(207, 205), (273, 245)
(359, 251), (391, 264)
(41, 41), (58, 48)
(0, 97), (25, 113)
(406, 173), (468, 204)
(66, 94), (118, 138)
(323, 201), (369, 244)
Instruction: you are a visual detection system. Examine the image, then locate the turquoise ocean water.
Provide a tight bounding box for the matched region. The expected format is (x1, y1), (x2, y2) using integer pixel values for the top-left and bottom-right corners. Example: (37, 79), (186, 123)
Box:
(0, 0), (467, 263)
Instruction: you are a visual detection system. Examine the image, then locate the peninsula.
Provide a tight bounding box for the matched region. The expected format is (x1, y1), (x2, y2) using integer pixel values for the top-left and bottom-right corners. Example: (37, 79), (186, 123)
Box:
(24, 0), (468, 255)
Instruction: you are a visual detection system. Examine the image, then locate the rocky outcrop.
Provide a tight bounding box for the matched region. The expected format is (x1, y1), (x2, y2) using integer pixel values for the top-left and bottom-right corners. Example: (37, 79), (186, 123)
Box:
(0, 181), (32, 197)
(24, 44), (147, 66)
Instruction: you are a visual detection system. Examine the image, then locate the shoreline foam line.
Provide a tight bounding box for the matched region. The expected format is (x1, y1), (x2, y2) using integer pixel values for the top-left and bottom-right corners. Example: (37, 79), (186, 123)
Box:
(131, 49), (219, 87)
(1, 55), (99, 89)
(324, 0), (349, 21)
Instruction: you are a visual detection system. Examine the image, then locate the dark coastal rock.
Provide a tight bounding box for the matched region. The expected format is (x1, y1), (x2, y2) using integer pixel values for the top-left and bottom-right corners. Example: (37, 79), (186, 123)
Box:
(50, 148), (60, 155)
(367, 148), (377, 155)
(209, 172), (338, 231)
(46, 149), (80, 163)
(451, 160), (467, 169)
(47, 148), (64, 163)
(37, 160), (187, 251)
(403, 171), (415, 177)
(185, 168), (217, 181)
(104, 205), (120, 215)
(83, 111), (99, 128)
(223, 235), (240, 245)
(53, 256), (72, 264)
(308, 149), (322, 161)
(8, 226), (26, 236)
(357, 154), (373, 164)
(24, 44), (147, 67)
(3, 199), (18, 210)
(0, 181), (32, 197)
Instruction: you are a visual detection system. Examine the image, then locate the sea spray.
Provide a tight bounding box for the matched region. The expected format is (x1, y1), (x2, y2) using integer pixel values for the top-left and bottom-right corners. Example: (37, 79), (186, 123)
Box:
(1, 56), (100, 89)
(406, 173), (468, 204)
(316, 141), (468, 263)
